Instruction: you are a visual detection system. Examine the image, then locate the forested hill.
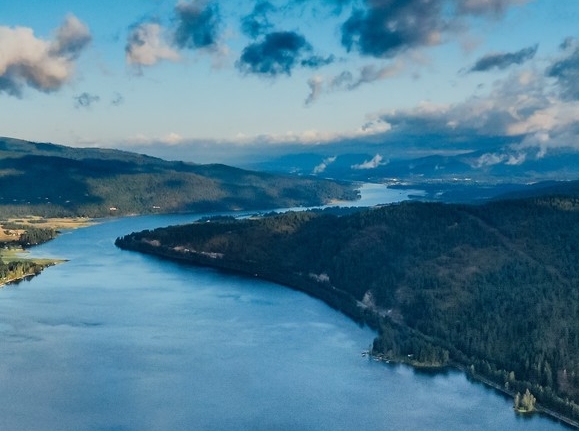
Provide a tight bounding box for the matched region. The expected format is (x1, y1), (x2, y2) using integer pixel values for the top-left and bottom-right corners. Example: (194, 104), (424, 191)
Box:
(0, 137), (357, 217)
(116, 194), (579, 422)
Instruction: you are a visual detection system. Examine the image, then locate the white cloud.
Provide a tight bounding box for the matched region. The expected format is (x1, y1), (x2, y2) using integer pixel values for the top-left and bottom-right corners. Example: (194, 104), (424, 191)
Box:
(313, 156), (337, 174)
(125, 23), (180, 67)
(352, 154), (388, 170)
(0, 15), (91, 96)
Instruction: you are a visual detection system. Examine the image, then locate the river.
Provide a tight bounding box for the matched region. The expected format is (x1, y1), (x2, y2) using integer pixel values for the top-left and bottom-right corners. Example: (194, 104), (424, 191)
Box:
(0, 185), (573, 431)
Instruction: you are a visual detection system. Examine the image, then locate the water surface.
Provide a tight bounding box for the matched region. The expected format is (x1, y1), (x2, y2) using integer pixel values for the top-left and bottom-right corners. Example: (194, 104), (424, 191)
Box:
(0, 189), (572, 431)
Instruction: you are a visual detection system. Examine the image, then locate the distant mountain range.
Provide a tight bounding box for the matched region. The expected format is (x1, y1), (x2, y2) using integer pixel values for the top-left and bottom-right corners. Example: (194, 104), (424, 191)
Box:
(0, 137), (357, 218)
(243, 147), (579, 202)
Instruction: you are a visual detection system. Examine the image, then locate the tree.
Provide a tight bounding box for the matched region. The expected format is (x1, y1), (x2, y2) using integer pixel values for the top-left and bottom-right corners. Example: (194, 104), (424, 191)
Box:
(514, 389), (536, 412)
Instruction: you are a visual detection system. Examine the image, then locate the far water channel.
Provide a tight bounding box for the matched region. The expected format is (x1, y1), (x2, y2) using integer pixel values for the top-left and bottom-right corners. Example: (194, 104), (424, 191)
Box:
(0, 184), (572, 430)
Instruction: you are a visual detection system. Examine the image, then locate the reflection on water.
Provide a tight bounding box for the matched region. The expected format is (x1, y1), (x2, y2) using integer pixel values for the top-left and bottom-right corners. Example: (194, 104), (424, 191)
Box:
(0, 186), (571, 431)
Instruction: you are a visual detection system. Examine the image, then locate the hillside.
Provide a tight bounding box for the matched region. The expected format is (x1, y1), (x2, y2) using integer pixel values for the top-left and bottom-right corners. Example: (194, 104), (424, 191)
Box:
(116, 192), (579, 422)
(0, 137), (358, 217)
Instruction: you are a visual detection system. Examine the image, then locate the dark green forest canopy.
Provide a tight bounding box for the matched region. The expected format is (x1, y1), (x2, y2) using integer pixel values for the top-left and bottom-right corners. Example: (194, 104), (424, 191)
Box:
(0, 137), (358, 217)
(116, 195), (579, 421)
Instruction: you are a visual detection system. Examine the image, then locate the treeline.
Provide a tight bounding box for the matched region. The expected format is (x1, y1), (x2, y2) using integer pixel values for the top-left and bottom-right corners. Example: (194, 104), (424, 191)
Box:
(1, 224), (57, 247)
(0, 259), (50, 285)
(116, 195), (579, 422)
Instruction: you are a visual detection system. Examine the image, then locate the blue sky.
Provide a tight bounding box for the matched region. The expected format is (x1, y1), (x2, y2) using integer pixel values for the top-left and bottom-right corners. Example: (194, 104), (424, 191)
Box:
(2, 0), (579, 165)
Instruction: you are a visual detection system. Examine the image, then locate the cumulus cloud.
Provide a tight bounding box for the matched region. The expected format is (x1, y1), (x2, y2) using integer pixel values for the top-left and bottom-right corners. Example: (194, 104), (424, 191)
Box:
(469, 44), (538, 72)
(237, 31), (333, 77)
(173, 0), (221, 51)
(240, 1), (275, 38)
(126, 22), (180, 67)
(74, 92), (100, 109)
(372, 62), (579, 159)
(352, 154), (388, 170)
(0, 14), (91, 96)
(51, 14), (92, 59)
(380, 70), (553, 137)
(341, 0), (445, 58)
(340, 0), (531, 59)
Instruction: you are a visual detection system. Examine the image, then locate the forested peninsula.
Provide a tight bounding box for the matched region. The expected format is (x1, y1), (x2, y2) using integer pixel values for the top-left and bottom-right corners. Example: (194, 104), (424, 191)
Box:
(116, 194), (579, 425)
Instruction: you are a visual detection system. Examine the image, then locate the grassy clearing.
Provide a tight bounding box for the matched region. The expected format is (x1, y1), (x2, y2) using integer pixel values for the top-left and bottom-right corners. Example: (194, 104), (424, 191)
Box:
(1, 216), (94, 230)
(0, 247), (64, 265)
(0, 247), (28, 262)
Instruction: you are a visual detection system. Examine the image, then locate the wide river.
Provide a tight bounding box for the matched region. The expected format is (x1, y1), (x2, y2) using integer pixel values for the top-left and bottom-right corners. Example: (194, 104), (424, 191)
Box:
(0, 185), (573, 431)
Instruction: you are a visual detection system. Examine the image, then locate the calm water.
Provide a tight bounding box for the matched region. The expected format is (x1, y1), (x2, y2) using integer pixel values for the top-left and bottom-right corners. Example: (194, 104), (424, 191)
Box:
(0, 187), (572, 431)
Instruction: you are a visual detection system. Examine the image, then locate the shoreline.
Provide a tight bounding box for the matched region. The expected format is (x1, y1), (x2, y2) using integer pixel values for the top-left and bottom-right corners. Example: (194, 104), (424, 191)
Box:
(0, 261), (63, 289)
(116, 238), (579, 430)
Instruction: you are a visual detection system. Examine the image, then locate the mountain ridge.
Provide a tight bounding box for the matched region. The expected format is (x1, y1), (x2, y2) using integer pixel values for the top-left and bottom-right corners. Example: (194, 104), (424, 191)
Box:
(0, 137), (358, 217)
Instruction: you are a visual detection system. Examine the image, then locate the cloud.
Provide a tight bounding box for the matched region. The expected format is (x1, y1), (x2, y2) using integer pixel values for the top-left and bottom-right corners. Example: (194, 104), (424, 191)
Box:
(341, 0), (445, 58)
(304, 59), (407, 105)
(237, 31), (333, 77)
(352, 154), (387, 170)
(340, 0), (530, 59)
(111, 92), (124, 106)
(313, 156), (337, 174)
(379, 70), (552, 137)
(371, 63), (579, 159)
(74, 92), (100, 109)
(173, 0), (221, 51)
(51, 14), (92, 59)
(126, 22), (180, 67)
(469, 44), (538, 72)
(456, 0), (530, 16)
(305, 76), (324, 106)
(546, 38), (579, 101)
(240, 1), (275, 39)
(0, 15), (91, 96)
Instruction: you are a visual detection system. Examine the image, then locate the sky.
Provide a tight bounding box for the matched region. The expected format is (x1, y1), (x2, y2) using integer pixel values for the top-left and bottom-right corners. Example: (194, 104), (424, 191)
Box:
(2, 0), (579, 166)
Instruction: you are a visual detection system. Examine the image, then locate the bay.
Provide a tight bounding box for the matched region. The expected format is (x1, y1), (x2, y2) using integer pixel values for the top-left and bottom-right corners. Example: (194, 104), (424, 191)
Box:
(0, 187), (572, 430)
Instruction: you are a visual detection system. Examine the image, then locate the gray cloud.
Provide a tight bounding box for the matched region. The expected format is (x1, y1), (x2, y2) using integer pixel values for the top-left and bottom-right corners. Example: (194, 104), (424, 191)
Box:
(305, 76), (324, 106)
(173, 1), (221, 50)
(240, 1), (275, 38)
(74, 92), (100, 109)
(341, 0), (445, 58)
(0, 15), (91, 97)
(469, 44), (538, 72)
(237, 31), (333, 77)
(304, 61), (404, 105)
(51, 14), (92, 59)
(111, 92), (124, 106)
(456, 0), (529, 16)
(546, 38), (579, 101)
(340, 0), (530, 59)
